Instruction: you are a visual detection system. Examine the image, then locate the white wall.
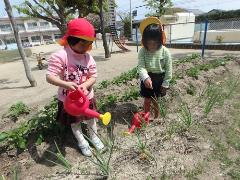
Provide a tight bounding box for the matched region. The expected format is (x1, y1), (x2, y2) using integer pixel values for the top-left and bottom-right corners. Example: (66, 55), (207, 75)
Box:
(193, 29), (240, 43)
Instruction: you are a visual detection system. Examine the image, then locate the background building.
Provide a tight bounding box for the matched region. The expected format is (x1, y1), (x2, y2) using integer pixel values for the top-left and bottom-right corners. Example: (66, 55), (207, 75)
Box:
(0, 17), (61, 50)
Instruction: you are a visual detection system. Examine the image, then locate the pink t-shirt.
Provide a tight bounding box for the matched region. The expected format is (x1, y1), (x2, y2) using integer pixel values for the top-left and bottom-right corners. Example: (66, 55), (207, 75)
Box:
(47, 46), (97, 102)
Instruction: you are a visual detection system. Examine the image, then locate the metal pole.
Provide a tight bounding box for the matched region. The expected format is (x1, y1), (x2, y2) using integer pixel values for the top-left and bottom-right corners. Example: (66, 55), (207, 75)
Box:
(170, 25), (172, 46)
(136, 26), (138, 52)
(130, 0), (132, 41)
(201, 19), (208, 59)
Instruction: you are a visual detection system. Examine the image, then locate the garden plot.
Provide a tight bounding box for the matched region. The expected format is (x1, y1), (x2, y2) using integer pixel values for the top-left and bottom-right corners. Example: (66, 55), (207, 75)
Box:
(0, 54), (240, 180)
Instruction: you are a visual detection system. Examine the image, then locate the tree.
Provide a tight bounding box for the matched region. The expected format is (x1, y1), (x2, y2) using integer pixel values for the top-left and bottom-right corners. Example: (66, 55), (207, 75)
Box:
(16, 0), (112, 58)
(69, 0), (112, 58)
(144, 0), (173, 17)
(4, 0), (37, 87)
(99, 0), (111, 58)
(15, 0), (77, 35)
(196, 9), (240, 22)
(118, 12), (131, 39)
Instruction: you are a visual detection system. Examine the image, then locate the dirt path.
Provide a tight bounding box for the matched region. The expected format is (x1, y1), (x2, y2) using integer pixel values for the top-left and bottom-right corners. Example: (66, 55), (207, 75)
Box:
(0, 42), (239, 119)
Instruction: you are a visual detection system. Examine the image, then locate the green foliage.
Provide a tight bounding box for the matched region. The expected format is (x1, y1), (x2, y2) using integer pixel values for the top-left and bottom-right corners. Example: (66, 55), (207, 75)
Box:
(97, 67), (138, 90)
(0, 98), (65, 150)
(186, 83), (197, 96)
(46, 141), (72, 172)
(174, 53), (201, 65)
(157, 98), (167, 119)
(112, 67), (138, 85)
(204, 84), (223, 116)
(98, 80), (111, 89)
(8, 101), (30, 121)
(120, 87), (140, 102)
(97, 94), (118, 112)
(196, 9), (240, 22)
(216, 36), (224, 43)
(178, 102), (192, 129)
(118, 12), (131, 39)
(144, 0), (173, 16)
(84, 130), (115, 178)
(186, 67), (200, 79)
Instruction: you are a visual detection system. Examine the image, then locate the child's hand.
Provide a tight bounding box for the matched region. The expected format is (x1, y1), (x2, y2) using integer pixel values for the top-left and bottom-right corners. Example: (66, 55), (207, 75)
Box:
(79, 84), (89, 95)
(63, 82), (78, 91)
(144, 78), (153, 89)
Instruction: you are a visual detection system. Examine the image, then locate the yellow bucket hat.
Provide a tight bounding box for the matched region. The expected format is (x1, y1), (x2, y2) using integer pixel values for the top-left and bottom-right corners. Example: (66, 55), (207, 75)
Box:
(139, 17), (166, 45)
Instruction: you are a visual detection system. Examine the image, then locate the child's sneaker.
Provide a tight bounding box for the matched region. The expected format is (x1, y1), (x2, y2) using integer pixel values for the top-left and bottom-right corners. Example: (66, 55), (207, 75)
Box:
(91, 136), (104, 151)
(78, 143), (92, 157)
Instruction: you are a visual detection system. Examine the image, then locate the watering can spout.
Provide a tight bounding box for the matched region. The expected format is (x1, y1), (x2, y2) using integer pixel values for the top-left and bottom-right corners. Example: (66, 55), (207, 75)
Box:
(64, 89), (111, 125)
(99, 112), (111, 126)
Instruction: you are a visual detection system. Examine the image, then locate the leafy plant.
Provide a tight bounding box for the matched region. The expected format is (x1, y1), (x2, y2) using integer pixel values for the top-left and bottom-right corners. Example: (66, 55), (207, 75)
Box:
(186, 67), (200, 79)
(120, 87), (140, 102)
(8, 101), (30, 121)
(174, 53), (200, 65)
(216, 35), (224, 43)
(0, 98), (65, 150)
(112, 67), (138, 85)
(186, 83), (197, 96)
(98, 80), (111, 89)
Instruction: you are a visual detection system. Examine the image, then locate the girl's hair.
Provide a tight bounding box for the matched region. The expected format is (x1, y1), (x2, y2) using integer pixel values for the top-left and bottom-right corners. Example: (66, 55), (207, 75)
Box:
(142, 24), (163, 50)
(67, 36), (81, 46)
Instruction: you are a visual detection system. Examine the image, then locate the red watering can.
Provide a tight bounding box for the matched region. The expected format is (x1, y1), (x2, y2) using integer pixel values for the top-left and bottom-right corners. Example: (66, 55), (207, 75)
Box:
(64, 88), (111, 126)
(124, 111), (150, 135)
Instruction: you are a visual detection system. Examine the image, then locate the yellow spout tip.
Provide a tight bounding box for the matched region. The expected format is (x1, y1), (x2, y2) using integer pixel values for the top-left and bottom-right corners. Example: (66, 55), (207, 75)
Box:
(100, 112), (111, 126)
(122, 131), (131, 136)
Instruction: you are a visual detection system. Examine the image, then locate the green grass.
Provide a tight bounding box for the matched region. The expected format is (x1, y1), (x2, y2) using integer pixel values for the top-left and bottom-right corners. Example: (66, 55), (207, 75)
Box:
(212, 139), (233, 169)
(185, 162), (204, 179)
(0, 48), (32, 63)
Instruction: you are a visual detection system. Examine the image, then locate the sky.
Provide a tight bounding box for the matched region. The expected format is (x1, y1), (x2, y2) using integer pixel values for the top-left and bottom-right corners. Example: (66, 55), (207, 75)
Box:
(0, 0), (240, 19)
(115, 0), (240, 20)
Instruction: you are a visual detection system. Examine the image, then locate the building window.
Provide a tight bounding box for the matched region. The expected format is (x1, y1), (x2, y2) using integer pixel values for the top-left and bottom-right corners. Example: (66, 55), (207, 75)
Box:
(21, 37), (29, 43)
(40, 21), (50, 28)
(17, 23), (25, 31)
(31, 36), (41, 42)
(0, 24), (12, 32)
(6, 38), (16, 44)
(54, 34), (62, 39)
(27, 22), (38, 30)
(43, 35), (52, 40)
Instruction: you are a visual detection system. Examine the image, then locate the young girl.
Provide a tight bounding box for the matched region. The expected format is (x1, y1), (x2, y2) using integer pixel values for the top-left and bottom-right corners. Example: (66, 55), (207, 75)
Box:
(138, 17), (172, 118)
(46, 18), (104, 156)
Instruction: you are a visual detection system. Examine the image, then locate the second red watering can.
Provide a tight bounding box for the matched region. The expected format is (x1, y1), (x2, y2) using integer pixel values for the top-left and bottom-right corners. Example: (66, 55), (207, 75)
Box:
(124, 111), (150, 135)
(64, 88), (111, 126)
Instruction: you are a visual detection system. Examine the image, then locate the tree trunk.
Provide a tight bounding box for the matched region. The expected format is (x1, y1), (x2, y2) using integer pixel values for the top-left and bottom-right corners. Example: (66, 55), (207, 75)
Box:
(57, 24), (67, 35)
(4, 0), (37, 87)
(99, 0), (111, 58)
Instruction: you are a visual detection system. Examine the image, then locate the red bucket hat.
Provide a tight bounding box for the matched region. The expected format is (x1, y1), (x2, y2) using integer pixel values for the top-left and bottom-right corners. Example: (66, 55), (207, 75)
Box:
(59, 18), (96, 46)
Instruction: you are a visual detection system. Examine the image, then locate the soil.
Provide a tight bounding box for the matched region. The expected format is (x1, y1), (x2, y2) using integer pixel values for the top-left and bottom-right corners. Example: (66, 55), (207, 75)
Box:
(0, 45), (240, 179)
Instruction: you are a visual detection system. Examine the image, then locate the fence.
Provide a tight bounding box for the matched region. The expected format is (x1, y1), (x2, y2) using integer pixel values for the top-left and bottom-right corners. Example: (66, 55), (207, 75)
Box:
(163, 17), (240, 45)
(194, 18), (240, 44)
